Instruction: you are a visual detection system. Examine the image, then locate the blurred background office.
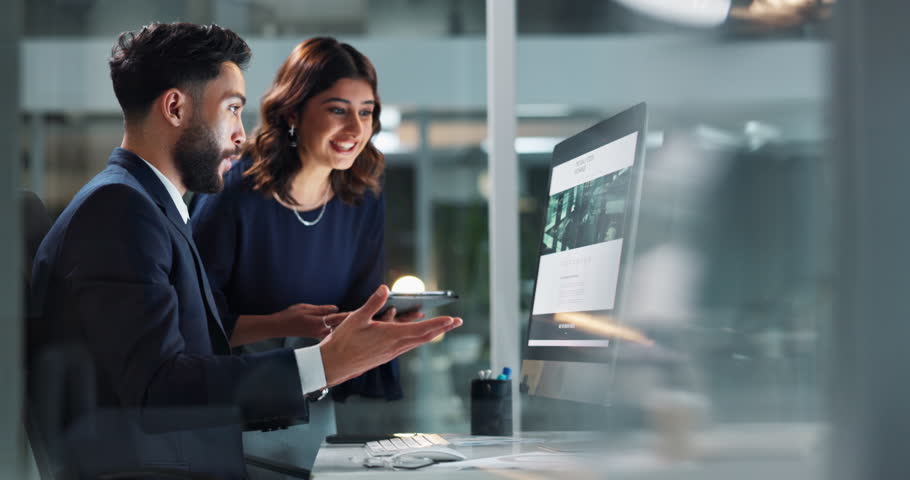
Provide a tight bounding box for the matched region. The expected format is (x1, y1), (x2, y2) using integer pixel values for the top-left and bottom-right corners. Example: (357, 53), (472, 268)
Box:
(7, 0), (906, 478)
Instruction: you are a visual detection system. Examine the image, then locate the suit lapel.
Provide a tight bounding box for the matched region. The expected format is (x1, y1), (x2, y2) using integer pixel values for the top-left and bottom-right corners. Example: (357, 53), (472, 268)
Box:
(108, 149), (231, 351)
(184, 240), (232, 352)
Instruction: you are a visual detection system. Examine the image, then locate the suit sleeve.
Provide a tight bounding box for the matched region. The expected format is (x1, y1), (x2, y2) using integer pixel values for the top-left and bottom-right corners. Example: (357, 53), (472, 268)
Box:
(63, 185), (305, 432)
(189, 190), (240, 336)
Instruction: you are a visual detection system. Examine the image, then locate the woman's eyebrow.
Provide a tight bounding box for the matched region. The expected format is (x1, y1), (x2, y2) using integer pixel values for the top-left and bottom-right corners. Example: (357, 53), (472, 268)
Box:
(321, 97), (375, 105)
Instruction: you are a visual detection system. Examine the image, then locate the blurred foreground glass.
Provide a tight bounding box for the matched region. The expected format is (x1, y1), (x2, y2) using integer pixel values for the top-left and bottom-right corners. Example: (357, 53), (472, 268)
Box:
(18, 0), (832, 477)
(516, 0), (830, 477)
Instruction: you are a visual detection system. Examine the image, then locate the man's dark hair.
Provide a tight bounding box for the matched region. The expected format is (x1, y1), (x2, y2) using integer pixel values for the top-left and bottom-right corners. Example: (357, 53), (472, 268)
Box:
(109, 22), (251, 123)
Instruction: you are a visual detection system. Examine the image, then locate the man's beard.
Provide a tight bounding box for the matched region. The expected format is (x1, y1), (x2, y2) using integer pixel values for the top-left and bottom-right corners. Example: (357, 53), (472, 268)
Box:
(173, 118), (236, 194)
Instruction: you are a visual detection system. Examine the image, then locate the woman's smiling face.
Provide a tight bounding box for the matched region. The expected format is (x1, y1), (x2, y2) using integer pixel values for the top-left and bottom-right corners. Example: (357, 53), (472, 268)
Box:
(293, 77), (376, 171)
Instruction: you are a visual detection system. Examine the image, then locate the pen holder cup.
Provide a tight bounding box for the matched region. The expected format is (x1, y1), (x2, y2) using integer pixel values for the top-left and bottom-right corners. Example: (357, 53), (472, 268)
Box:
(471, 379), (512, 436)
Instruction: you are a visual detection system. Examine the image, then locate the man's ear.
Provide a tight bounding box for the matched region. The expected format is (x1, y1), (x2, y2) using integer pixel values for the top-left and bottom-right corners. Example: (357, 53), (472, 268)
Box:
(160, 88), (190, 127)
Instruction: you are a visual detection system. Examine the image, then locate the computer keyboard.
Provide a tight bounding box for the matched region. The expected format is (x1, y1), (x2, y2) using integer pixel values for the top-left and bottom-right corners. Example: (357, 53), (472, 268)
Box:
(364, 433), (450, 457)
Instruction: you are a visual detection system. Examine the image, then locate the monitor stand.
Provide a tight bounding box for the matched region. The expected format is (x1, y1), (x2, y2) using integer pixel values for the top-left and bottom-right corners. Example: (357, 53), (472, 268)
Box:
(521, 359), (612, 405)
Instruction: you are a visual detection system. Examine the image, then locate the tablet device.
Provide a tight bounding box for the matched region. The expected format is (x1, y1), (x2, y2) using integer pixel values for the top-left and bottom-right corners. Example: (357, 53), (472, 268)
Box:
(377, 291), (459, 316)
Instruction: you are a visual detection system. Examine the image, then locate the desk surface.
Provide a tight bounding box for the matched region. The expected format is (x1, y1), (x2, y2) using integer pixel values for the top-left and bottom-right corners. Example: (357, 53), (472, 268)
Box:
(312, 425), (821, 479)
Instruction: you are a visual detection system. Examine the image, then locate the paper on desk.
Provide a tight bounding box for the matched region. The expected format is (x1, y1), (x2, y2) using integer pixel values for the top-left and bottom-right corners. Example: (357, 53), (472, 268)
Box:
(428, 450), (674, 474)
(449, 436), (544, 447)
(426, 451), (588, 471)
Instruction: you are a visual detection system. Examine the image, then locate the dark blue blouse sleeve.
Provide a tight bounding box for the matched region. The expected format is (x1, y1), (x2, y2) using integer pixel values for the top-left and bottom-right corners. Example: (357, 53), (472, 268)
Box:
(189, 190), (241, 337)
(332, 192), (404, 402)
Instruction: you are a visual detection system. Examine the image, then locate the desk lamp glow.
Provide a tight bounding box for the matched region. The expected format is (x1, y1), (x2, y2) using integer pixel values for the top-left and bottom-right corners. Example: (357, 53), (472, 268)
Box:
(390, 276), (447, 343)
(391, 275), (426, 294)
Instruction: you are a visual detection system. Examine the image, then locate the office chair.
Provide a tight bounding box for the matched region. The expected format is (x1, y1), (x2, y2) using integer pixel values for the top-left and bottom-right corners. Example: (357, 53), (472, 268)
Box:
(22, 190), (207, 479)
(21, 190), (309, 480)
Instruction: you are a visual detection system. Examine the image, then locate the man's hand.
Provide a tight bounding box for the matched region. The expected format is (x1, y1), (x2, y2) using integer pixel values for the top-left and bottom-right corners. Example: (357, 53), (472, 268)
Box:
(320, 285), (462, 387)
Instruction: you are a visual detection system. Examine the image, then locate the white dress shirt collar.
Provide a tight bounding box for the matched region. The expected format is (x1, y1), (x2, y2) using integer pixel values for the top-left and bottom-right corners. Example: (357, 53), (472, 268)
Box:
(138, 157), (190, 223)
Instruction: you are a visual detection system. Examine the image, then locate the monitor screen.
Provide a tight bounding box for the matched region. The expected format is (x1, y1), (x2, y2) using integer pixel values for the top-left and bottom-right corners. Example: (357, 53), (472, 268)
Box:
(524, 103), (647, 365)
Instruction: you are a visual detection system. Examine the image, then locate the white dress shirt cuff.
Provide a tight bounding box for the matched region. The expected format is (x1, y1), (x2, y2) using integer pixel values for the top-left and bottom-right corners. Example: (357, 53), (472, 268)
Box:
(294, 345), (327, 397)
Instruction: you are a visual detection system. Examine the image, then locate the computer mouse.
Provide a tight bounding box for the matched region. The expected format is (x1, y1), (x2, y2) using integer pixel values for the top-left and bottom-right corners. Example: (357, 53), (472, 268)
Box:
(391, 446), (466, 467)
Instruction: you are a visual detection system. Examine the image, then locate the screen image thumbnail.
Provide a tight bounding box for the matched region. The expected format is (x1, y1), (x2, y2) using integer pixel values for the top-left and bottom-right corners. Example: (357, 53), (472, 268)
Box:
(540, 167), (631, 256)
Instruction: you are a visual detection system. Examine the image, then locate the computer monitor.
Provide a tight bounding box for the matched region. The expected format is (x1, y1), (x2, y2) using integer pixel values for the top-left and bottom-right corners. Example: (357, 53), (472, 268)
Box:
(522, 103), (648, 405)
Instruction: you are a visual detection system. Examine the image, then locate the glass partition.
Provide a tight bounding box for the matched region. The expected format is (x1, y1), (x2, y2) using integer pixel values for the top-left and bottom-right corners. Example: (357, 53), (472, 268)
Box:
(15, 0), (837, 478)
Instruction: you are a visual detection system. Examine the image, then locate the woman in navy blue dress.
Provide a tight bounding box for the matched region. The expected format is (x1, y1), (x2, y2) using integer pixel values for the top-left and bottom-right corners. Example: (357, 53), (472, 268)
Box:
(191, 37), (419, 472)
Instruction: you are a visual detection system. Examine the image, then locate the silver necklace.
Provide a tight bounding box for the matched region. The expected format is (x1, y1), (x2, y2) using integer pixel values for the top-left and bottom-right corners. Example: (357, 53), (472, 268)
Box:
(276, 187), (330, 227)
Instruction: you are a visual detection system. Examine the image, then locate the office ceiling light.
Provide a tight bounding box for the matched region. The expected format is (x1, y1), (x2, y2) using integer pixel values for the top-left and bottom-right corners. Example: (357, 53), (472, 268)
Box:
(517, 104), (572, 118)
(729, 0), (834, 28)
(694, 124), (743, 150)
(380, 107), (401, 129)
(743, 120), (781, 151)
(515, 137), (563, 154)
(480, 137), (563, 155)
(614, 0), (732, 28)
(646, 131), (665, 149)
(477, 170), (490, 200)
(372, 131), (405, 154)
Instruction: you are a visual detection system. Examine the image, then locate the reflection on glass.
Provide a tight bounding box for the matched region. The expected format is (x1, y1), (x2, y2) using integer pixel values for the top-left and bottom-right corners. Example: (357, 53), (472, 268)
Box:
(552, 312), (654, 346)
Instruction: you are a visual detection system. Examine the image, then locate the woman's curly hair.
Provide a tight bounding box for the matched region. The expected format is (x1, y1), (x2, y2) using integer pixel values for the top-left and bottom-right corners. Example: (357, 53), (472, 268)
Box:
(243, 37), (383, 205)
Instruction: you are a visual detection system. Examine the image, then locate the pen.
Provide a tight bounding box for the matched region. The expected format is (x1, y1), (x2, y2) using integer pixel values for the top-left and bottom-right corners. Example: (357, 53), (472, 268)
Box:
(496, 367), (512, 380)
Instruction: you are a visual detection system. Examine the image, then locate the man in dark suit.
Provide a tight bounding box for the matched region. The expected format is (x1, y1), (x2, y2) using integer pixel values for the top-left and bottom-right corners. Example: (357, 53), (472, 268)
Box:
(28, 22), (461, 479)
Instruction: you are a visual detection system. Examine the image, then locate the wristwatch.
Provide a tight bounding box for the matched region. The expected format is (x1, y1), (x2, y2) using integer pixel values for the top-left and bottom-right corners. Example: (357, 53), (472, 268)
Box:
(306, 387), (329, 402)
